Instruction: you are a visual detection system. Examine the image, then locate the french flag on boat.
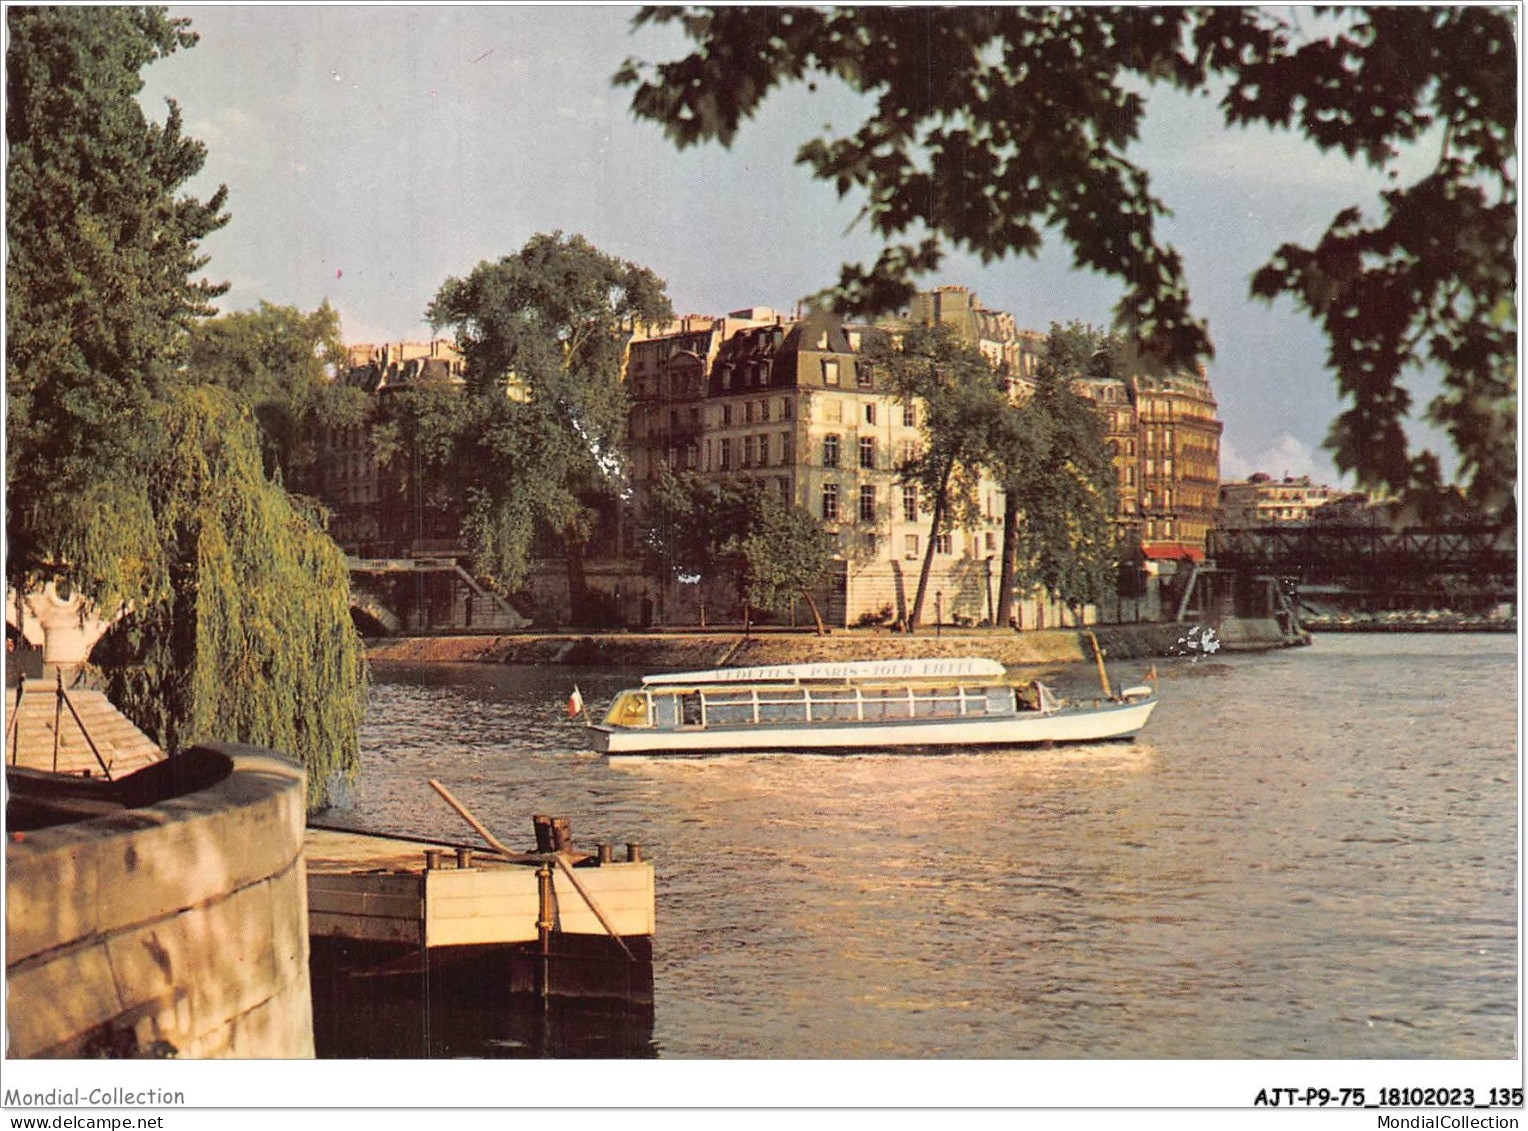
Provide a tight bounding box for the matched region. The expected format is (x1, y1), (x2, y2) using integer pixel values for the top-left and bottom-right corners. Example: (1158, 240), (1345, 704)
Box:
(568, 685), (585, 720)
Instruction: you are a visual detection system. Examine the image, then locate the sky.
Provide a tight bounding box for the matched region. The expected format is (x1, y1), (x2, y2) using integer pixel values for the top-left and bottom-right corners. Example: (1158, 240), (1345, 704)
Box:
(136, 5), (1461, 488)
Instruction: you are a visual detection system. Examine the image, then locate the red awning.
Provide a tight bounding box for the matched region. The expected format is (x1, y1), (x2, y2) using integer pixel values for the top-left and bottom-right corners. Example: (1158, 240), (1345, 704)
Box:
(1141, 542), (1206, 562)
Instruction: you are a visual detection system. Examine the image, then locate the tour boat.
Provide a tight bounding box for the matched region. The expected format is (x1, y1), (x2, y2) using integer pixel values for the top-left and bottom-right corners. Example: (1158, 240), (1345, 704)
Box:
(581, 657), (1156, 756)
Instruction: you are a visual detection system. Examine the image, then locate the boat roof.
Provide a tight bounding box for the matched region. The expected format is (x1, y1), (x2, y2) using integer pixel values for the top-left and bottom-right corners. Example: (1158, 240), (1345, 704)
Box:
(640, 657), (1007, 686)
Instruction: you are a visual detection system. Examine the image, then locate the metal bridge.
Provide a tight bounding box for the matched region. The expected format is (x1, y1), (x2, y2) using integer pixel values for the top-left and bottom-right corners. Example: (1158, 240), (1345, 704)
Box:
(1206, 524), (1516, 608)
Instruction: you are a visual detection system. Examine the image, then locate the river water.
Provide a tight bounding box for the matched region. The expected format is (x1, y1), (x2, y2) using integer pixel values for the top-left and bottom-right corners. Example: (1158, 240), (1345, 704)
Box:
(327, 633), (1517, 1059)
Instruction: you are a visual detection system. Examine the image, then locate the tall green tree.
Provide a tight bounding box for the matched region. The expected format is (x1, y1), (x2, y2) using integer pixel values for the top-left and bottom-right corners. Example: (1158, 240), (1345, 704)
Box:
(368, 374), (484, 556)
(6, 6), (228, 598)
(7, 9), (367, 807)
(618, 6), (1516, 513)
(1006, 331), (1121, 619)
(866, 324), (1007, 632)
(428, 233), (672, 622)
(187, 300), (367, 493)
(732, 488), (834, 635)
(985, 397), (1047, 626)
(640, 466), (748, 592)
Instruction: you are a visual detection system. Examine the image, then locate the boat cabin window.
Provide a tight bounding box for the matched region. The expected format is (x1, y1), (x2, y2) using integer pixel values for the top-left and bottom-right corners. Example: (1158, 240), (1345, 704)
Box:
(620, 680), (1015, 729)
(703, 690), (755, 726)
(652, 694), (681, 728)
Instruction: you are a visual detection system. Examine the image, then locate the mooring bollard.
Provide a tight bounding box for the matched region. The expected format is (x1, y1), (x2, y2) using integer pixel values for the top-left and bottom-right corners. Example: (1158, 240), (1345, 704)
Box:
(597, 843), (613, 864)
(424, 849), (444, 870)
(533, 814), (573, 854)
(626, 843), (643, 863)
(455, 847), (473, 869)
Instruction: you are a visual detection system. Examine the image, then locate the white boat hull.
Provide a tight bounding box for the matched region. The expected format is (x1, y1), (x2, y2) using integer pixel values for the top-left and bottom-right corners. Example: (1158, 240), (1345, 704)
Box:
(587, 698), (1156, 756)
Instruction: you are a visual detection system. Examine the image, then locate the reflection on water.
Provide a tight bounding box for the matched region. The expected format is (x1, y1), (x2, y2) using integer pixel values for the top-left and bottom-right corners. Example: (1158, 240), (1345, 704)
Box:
(324, 633), (1517, 1058)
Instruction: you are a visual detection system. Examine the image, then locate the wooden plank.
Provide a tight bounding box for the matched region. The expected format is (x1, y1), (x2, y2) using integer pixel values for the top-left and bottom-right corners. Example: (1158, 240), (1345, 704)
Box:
(308, 872), (420, 896)
(308, 911), (422, 945)
(425, 915), (540, 948)
(307, 889), (423, 921)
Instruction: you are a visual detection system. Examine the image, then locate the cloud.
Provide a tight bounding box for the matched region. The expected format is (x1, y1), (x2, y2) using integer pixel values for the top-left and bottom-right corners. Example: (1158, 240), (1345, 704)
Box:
(1221, 432), (1345, 486)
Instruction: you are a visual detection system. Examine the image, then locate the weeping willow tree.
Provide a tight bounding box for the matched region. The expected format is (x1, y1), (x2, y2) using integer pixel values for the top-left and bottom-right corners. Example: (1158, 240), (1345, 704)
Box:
(93, 388), (367, 809)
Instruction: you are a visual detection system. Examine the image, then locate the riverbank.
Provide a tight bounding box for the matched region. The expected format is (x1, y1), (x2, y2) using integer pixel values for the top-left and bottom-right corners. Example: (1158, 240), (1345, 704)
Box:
(365, 621), (1249, 670)
(1305, 613), (1516, 633)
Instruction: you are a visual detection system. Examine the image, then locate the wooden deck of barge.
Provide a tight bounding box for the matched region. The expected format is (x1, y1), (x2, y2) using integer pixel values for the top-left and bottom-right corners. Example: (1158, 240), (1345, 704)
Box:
(305, 826), (655, 949)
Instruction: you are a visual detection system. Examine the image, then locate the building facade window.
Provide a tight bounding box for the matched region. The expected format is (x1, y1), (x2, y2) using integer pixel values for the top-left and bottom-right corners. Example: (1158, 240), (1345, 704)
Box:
(934, 532), (952, 555)
(823, 359), (840, 385)
(904, 534), (920, 560)
(823, 434), (840, 467)
(864, 403), (877, 425)
(900, 403), (917, 428)
(826, 399), (843, 423)
(745, 401), (756, 424)
(859, 485), (876, 522)
(856, 363), (874, 389)
(719, 438), (731, 470)
(859, 437), (876, 469)
(722, 404), (732, 426)
(822, 483), (840, 522)
(742, 435), (755, 467)
(902, 484), (918, 521)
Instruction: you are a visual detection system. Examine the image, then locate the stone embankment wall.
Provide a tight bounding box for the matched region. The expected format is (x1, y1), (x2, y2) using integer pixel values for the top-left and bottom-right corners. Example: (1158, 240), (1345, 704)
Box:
(6, 744), (313, 1058)
(367, 622), (1203, 669)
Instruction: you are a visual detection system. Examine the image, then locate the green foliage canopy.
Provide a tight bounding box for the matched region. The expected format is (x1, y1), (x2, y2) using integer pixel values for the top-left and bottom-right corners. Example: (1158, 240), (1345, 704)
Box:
(640, 468), (833, 631)
(1007, 327), (1122, 611)
(618, 6), (1516, 512)
(640, 466), (750, 586)
(732, 488), (835, 633)
(7, 6), (229, 595)
(187, 300), (367, 493)
(427, 233), (673, 615)
(95, 389), (367, 809)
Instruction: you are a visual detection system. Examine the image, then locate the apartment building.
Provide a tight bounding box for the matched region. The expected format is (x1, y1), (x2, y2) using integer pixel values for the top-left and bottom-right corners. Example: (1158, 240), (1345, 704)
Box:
(1219, 473), (1361, 528)
(624, 309), (1007, 626)
(324, 339), (466, 557)
(912, 286), (1223, 555)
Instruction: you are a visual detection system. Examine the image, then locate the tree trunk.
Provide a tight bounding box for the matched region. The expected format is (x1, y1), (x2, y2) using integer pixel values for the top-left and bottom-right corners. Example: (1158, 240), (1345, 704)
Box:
(564, 528), (587, 627)
(800, 587), (826, 636)
(996, 490), (1022, 627)
(908, 457), (955, 633)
